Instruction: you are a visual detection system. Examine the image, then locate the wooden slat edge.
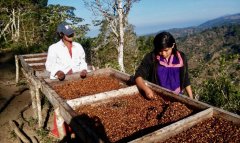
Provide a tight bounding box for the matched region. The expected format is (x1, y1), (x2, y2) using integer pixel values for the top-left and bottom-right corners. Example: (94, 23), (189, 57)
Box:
(212, 107), (240, 124)
(22, 53), (47, 57)
(24, 57), (46, 61)
(67, 85), (139, 110)
(131, 108), (213, 143)
(147, 81), (211, 110)
(18, 55), (34, 74)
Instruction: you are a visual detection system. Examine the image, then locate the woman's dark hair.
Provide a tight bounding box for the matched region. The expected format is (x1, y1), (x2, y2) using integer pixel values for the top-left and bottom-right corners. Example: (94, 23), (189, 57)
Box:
(153, 31), (177, 55)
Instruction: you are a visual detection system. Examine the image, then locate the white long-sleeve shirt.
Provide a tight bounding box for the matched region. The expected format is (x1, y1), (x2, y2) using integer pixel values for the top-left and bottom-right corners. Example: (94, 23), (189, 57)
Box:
(45, 40), (87, 79)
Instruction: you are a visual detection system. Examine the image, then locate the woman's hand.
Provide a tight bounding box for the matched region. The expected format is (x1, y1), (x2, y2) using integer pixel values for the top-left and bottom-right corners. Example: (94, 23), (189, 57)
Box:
(144, 87), (156, 100)
(136, 77), (156, 100)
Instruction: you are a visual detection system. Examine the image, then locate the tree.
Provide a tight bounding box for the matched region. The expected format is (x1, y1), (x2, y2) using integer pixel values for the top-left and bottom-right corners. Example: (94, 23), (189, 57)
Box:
(0, 0), (89, 53)
(0, 0), (49, 48)
(0, 0), (32, 44)
(40, 4), (89, 45)
(83, 0), (140, 72)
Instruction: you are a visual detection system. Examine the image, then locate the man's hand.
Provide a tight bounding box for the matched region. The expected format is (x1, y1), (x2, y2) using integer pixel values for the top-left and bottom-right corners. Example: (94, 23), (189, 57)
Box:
(80, 70), (87, 78)
(55, 71), (65, 81)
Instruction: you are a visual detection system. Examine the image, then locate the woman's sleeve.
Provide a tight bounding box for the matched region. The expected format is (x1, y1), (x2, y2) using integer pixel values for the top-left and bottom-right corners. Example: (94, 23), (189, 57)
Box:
(183, 54), (191, 88)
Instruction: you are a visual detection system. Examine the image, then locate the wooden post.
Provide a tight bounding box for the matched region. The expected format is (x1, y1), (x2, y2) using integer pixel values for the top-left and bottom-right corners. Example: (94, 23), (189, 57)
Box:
(15, 55), (19, 84)
(35, 85), (43, 127)
(55, 107), (66, 139)
(29, 85), (38, 119)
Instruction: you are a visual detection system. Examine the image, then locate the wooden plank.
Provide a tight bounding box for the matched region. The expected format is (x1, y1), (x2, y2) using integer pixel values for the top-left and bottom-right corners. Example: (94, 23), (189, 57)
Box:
(147, 81), (210, 110)
(19, 55), (35, 75)
(28, 63), (45, 66)
(24, 57), (46, 61)
(110, 68), (131, 82)
(21, 68), (40, 121)
(90, 68), (131, 82)
(43, 68), (112, 86)
(132, 107), (240, 143)
(35, 86), (43, 127)
(43, 71), (90, 85)
(29, 85), (37, 119)
(90, 68), (112, 75)
(43, 68), (129, 87)
(40, 80), (68, 109)
(15, 55), (19, 83)
(35, 70), (50, 78)
(67, 85), (139, 110)
(212, 107), (240, 124)
(130, 108), (213, 143)
(22, 53), (47, 58)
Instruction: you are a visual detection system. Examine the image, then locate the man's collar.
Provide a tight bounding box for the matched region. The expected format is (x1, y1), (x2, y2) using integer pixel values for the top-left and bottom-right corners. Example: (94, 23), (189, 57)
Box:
(59, 39), (76, 47)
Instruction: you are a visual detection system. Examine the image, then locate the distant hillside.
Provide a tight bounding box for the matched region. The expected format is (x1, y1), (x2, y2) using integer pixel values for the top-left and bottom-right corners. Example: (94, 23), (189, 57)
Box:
(177, 24), (240, 114)
(176, 24), (240, 95)
(198, 13), (240, 29)
(149, 13), (240, 38)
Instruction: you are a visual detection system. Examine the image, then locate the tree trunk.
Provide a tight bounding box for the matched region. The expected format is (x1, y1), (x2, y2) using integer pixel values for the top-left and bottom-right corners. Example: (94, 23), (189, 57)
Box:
(117, 0), (125, 72)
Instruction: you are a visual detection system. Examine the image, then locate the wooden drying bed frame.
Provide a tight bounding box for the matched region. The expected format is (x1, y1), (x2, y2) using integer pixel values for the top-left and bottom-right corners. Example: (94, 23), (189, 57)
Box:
(15, 53), (240, 143)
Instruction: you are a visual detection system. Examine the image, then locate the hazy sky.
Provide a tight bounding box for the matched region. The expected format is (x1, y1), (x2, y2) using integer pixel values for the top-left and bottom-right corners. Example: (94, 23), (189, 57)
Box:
(48, 0), (240, 37)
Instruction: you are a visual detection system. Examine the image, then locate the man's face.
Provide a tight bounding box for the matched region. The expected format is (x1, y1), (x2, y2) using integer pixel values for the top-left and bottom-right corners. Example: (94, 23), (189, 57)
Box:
(63, 33), (74, 42)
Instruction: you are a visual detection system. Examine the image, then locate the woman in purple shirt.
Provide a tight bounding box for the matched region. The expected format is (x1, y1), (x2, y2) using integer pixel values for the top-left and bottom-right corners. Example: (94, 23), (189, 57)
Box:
(134, 32), (193, 99)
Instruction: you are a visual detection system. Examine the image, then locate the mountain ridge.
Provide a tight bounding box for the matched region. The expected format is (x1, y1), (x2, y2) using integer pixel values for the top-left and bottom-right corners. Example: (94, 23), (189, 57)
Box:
(147, 13), (240, 38)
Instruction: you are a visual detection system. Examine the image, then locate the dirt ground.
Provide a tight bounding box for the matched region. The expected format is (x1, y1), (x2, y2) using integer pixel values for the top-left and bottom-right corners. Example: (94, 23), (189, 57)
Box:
(0, 54), (59, 143)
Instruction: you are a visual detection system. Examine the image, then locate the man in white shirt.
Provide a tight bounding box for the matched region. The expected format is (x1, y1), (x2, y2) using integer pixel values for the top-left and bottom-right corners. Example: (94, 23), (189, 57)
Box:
(45, 23), (88, 80)
(46, 23), (89, 139)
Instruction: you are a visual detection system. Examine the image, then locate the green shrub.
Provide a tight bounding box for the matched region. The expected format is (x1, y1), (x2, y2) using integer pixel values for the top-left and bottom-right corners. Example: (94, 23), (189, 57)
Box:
(199, 75), (240, 114)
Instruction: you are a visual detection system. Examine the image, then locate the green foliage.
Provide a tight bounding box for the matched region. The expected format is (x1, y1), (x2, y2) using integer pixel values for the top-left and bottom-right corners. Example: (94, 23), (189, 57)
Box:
(189, 68), (201, 78)
(78, 37), (94, 65)
(36, 128), (48, 137)
(0, 1), (89, 55)
(198, 55), (240, 114)
(11, 43), (48, 55)
(32, 0), (48, 7)
(128, 35), (154, 73)
(40, 4), (89, 45)
(27, 117), (38, 127)
(199, 75), (240, 114)
(90, 20), (139, 73)
(137, 36), (154, 54)
(36, 128), (59, 143)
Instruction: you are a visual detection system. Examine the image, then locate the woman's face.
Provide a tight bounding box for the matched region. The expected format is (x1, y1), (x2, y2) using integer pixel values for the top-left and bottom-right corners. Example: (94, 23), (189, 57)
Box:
(159, 46), (173, 59)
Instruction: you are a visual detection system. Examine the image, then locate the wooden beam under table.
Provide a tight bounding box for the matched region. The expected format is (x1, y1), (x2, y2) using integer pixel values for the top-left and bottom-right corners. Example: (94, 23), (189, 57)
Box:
(21, 68), (42, 127)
